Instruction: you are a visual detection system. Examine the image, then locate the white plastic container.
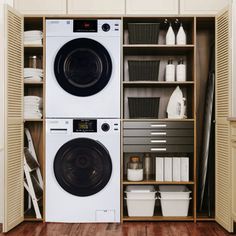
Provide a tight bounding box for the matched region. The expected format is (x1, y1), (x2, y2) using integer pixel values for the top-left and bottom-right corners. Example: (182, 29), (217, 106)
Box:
(125, 185), (156, 199)
(158, 185), (191, 199)
(159, 197), (191, 216)
(166, 23), (175, 45)
(176, 23), (187, 45)
(165, 59), (175, 82)
(176, 59), (186, 82)
(125, 198), (157, 216)
(127, 168), (143, 181)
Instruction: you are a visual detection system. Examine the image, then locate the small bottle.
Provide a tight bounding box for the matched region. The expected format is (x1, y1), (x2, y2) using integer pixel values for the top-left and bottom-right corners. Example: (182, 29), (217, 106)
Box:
(143, 153), (152, 180)
(165, 59), (175, 81)
(176, 58), (186, 82)
(176, 23), (187, 45)
(166, 23), (175, 45)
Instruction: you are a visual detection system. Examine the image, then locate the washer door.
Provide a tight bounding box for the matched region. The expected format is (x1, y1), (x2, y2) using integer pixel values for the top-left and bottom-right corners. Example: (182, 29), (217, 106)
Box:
(54, 38), (112, 97)
(54, 138), (112, 197)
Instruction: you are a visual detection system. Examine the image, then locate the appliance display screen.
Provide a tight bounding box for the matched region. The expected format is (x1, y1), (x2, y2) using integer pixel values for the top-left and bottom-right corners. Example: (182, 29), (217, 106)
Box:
(73, 119), (97, 132)
(73, 20), (97, 32)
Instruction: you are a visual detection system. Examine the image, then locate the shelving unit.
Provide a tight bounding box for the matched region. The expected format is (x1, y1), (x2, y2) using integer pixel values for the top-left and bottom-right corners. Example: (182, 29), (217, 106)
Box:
(23, 16), (45, 221)
(121, 17), (196, 222)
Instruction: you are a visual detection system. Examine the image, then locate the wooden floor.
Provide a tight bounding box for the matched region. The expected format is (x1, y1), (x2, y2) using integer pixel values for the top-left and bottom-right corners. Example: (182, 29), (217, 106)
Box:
(0, 222), (235, 236)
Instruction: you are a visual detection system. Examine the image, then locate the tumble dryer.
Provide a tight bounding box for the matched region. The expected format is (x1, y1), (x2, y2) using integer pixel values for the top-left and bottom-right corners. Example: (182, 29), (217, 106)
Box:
(46, 19), (121, 118)
(45, 118), (120, 222)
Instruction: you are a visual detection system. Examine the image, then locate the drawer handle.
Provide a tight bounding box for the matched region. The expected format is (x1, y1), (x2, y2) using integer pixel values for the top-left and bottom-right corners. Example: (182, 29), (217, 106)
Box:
(150, 124), (167, 128)
(150, 148), (167, 152)
(151, 132), (167, 136)
(150, 140), (167, 143)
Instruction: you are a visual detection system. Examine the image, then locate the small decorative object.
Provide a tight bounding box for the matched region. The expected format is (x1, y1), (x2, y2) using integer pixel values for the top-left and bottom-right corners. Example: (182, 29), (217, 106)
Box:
(176, 22), (187, 45)
(166, 22), (175, 45)
(165, 59), (175, 81)
(176, 58), (186, 82)
(127, 156), (143, 181)
(143, 153), (152, 180)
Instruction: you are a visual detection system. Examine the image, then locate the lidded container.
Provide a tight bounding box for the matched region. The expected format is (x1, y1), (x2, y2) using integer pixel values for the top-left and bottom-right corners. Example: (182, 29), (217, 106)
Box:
(127, 156), (143, 181)
(25, 55), (42, 69)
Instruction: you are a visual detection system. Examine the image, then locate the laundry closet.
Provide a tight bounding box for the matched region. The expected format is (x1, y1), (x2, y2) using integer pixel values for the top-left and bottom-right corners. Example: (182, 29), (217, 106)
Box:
(1, 0), (236, 233)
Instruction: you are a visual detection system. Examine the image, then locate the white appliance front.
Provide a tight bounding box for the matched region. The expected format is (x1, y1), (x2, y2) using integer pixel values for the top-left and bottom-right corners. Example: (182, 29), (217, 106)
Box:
(45, 118), (120, 222)
(46, 19), (121, 118)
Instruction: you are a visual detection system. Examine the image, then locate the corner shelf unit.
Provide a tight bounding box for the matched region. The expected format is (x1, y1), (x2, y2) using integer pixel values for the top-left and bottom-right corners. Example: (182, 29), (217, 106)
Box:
(121, 16), (196, 222)
(23, 16), (45, 221)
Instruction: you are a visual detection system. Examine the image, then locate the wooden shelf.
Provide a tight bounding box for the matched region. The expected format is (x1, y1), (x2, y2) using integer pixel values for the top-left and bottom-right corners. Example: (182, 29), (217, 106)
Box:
(24, 81), (44, 85)
(123, 44), (194, 55)
(123, 180), (195, 185)
(122, 216), (194, 221)
(122, 118), (195, 122)
(123, 81), (195, 87)
(24, 119), (43, 122)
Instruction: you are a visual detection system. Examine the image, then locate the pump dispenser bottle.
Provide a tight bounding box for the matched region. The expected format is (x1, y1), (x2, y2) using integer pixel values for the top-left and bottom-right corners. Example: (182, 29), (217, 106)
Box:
(176, 23), (187, 45)
(166, 23), (175, 45)
(176, 58), (186, 82)
(165, 59), (175, 81)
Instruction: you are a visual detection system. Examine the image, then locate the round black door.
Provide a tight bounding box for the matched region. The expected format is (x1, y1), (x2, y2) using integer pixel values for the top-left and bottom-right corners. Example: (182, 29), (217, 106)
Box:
(54, 138), (112, 197)
(54, 38), (112, 97)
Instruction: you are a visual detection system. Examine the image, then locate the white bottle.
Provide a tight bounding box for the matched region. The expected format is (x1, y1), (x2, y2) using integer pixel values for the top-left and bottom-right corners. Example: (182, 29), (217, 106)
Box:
(176, 23), (187, 45)
(165, 59), (175, 82)
(166, 23), (175, 45)
(176, 58), (186, 82)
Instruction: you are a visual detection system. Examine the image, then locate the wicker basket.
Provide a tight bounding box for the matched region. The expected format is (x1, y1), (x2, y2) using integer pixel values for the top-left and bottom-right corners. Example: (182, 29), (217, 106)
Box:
(128, 60), (160, 81)
(128, 97), (160, 118)
(128, 23), (160, 44)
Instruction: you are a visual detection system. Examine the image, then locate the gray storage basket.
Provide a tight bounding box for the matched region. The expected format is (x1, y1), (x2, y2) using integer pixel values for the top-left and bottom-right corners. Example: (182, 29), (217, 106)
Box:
(128, 23), (160, 44)
(128, 97), (160, 118)
(128, 60), (160, 81)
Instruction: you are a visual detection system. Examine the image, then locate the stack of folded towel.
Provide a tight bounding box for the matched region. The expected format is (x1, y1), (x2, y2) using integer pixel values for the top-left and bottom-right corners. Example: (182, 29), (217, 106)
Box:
(24, 96), (43, 119)
(24, 30), (43, 45)
(24, 68), (43, 82)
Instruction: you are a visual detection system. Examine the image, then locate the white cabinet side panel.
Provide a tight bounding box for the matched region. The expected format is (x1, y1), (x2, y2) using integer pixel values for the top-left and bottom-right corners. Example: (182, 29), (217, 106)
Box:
(14, 0), (66, 14)
(126, 0), (178, 15)
(68, 0), (125, 14)
(180, 0), (229, 15)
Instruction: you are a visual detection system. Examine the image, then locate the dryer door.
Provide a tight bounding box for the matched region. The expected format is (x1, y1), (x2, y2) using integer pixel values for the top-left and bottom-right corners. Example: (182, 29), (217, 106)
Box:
(54, 137), (112, 196)
(54, 38), (112, 97)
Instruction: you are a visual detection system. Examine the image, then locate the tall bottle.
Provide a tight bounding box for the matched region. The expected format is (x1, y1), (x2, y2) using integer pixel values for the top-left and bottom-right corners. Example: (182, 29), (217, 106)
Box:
(176, 23), (187, 45)
(176, 58), (186, 82)
(166, 23), (175, 45)
(143, 153), (152, 180)
(165, 59), (175, 81)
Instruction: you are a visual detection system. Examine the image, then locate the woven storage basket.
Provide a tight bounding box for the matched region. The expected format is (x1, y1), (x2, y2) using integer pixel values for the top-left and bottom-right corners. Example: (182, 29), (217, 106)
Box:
(128, 97), (160, 118)
(128, 23), (160, 44)
(128, 60), (160, 81)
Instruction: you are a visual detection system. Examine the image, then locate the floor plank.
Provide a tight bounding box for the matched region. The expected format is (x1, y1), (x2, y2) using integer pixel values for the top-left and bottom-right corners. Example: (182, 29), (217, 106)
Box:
(0, 222), (235, 236)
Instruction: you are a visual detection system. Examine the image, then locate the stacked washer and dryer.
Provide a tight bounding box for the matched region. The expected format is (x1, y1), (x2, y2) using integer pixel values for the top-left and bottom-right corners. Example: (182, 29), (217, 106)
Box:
(45, 19), (121, 223)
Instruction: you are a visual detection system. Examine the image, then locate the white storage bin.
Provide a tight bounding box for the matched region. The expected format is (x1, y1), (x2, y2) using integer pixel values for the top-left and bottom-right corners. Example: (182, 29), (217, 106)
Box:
(158, 185), (191, 199)
(125, 198), (157, 216)
(125, 185), (156, 199)
(159, 197), (191, 216)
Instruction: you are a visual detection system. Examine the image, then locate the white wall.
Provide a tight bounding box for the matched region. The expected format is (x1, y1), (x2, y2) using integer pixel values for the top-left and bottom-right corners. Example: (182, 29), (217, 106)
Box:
(0, 0), (13, 225)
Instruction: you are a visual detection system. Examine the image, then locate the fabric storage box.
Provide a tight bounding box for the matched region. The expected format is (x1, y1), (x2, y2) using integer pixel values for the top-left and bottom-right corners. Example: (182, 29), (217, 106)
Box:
(159, 197), (191, 216)
(125, 185), (156, 199)
(158, 185), (191, 199)
(128, 23), (160, 44)
(125, 198), (157, 216)
(128, 60), (160, 81)
(128, 97), (160, 119)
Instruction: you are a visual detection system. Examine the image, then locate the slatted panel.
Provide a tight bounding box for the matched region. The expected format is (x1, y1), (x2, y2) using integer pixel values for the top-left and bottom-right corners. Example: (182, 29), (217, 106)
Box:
(216, 10), (231, 118)
(3, 6), (24, 233)
(7, 9), (23, 118)
(215, 7), (233, 233)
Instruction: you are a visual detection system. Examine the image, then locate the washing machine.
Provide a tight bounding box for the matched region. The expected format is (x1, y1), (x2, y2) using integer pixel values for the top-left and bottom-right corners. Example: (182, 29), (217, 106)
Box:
(45, 118), (120, 222)
(46, 19), (121, 118)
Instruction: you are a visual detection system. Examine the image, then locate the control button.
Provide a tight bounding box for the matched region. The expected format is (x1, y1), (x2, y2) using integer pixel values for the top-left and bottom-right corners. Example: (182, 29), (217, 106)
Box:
(102, 23), (110, 32)
(101, 123), (110, 132)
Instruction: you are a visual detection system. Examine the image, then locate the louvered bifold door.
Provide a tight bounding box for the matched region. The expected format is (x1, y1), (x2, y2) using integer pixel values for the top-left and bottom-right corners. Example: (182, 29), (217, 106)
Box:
(215, 6), (233, 233)
(3, 5), (24, 233)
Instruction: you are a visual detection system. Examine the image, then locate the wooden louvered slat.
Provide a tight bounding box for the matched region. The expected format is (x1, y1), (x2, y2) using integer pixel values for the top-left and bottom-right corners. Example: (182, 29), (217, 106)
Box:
(3, 5), (24, 233)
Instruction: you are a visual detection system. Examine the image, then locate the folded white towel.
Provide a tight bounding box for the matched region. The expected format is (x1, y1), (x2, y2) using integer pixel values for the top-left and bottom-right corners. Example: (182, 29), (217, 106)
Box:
(24, 114), (42, 119)
(24, 96), (42, 102)
(24, 40), (42, 46)
(24, 76), (43, 82)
